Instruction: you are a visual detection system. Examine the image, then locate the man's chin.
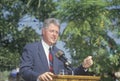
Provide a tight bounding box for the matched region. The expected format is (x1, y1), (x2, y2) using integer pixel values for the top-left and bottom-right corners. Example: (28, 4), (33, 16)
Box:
(50, 41), (56, 45)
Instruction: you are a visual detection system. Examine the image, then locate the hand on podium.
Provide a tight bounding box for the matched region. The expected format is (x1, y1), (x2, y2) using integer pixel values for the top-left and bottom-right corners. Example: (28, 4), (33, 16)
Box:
(38, 72), (54, 81)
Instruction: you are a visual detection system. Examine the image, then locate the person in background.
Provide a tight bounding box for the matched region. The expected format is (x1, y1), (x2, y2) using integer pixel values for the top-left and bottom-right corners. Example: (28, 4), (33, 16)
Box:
(19, 18), (93, 81)
(8, 68), (23, 81)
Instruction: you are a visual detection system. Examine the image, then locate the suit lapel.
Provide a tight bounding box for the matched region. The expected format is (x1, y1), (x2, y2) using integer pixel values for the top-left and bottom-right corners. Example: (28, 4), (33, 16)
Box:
(52, 46), (59, 74)
(38, 42), (49, 71)
(37, 42), (60, 73)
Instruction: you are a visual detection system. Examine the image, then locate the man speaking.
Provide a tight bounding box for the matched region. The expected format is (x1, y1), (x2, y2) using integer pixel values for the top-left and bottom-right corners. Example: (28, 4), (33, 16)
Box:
(19, 18), (93, 81)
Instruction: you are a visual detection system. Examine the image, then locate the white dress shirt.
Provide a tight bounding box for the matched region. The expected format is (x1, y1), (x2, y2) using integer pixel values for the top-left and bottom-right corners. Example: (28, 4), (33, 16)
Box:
(41, 39), (50, 67)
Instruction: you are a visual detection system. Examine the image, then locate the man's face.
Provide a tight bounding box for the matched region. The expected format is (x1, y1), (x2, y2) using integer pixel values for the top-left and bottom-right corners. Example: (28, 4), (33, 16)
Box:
(42, 23), (60, 46)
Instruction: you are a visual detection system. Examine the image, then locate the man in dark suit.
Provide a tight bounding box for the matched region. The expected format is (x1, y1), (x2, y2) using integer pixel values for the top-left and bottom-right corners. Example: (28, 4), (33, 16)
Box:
(20, 18), (93, 81)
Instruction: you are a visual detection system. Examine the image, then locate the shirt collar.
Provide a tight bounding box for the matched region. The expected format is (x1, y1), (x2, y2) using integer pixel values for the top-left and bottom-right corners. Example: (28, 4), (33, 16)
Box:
(41, 39), (50, 50)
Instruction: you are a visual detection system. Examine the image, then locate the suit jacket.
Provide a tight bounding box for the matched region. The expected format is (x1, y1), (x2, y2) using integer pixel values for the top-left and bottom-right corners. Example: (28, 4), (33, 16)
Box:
(20, 41), (88, 81)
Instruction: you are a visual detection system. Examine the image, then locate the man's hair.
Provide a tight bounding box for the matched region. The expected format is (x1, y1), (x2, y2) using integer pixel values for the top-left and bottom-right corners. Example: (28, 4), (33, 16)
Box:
(43, 18), (60, 29)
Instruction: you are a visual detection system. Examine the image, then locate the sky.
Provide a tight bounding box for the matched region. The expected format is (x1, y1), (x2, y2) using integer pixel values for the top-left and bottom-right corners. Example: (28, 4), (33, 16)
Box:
(107, 30), (120, 44)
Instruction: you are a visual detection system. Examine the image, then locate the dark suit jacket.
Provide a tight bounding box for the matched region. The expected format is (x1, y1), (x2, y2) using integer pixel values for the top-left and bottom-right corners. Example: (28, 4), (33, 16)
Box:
(20, 41), (88, 81)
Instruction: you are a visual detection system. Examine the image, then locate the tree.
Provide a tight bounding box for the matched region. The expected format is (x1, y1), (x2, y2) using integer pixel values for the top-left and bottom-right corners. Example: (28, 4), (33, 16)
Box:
(53, 0), (120, 80)
(0, 0), (57, 71)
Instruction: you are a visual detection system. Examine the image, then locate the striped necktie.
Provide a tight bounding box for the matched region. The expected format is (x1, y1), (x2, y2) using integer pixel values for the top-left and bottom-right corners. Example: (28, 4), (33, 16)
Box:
(49, 47), (54, 73)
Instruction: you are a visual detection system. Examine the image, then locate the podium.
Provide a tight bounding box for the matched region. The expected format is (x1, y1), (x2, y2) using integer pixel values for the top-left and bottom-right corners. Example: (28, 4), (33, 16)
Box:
(52, 75), (100, 81)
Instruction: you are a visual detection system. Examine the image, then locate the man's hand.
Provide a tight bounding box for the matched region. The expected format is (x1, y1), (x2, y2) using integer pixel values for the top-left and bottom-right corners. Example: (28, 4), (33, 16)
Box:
(82, 56), (93, 69)
(38, 72), (54, 81)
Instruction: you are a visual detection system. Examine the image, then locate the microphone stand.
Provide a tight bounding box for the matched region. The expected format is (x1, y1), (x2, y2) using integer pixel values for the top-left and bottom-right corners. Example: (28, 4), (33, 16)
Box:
(65, 62), (74, 75)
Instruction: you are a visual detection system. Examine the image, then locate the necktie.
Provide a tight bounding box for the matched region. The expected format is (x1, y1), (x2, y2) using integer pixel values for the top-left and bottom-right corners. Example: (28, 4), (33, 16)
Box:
(49, 47), (54, 73)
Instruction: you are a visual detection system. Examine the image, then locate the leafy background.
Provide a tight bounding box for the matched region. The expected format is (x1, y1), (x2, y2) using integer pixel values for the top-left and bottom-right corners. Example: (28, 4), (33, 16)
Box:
(0, 0), (120, 81)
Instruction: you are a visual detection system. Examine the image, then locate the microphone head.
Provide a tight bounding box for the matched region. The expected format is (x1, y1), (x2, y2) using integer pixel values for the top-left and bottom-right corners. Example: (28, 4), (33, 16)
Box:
(55, 50), (73, 71)
(55, 50), (64, 58)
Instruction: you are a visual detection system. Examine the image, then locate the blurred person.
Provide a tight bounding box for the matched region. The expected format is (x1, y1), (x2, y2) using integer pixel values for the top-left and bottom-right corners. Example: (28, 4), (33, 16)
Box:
(19, 18), (93, 81)
(8, 68), (20, 81)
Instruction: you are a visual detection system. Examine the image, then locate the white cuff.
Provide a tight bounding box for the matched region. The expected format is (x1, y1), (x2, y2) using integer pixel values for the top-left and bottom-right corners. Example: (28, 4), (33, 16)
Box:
(84, 69), (88, 72)
(37, 77), (40, 81)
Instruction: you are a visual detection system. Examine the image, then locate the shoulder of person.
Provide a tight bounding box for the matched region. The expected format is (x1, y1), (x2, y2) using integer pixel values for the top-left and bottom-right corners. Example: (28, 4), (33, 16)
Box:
(53, 45), (63, 53)
(24, 41), (41, 49)
(53, 45), (60, 51)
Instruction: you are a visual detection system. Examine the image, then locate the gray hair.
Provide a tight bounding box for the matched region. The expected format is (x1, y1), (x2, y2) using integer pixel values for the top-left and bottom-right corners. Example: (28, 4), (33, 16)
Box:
(43, 18), (60, 29)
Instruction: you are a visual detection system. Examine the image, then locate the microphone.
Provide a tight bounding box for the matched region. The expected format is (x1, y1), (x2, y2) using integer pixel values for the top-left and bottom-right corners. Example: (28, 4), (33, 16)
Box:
(55, 50), (73, 71)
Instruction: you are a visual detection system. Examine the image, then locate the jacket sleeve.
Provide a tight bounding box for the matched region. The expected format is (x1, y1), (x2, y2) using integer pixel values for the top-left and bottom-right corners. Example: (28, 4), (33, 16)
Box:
(19, 44), (40, 81)
(74, 65), (89, 75)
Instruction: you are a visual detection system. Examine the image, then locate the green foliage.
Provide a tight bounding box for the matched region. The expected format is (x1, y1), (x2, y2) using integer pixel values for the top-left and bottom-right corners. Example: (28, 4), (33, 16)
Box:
(0, 71), (10, 81)
(54, 0), (108, 21)
(0, 26), (40, 70)
(54, 0), (120, 80)
(0, 0), (56, 71)
(21, 0), (57, 20)
(0, 0), (120, 81)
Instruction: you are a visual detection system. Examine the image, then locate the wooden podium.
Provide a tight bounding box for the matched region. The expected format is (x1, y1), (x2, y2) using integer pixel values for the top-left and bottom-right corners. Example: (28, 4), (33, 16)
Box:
(52, 75), (100, 81)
